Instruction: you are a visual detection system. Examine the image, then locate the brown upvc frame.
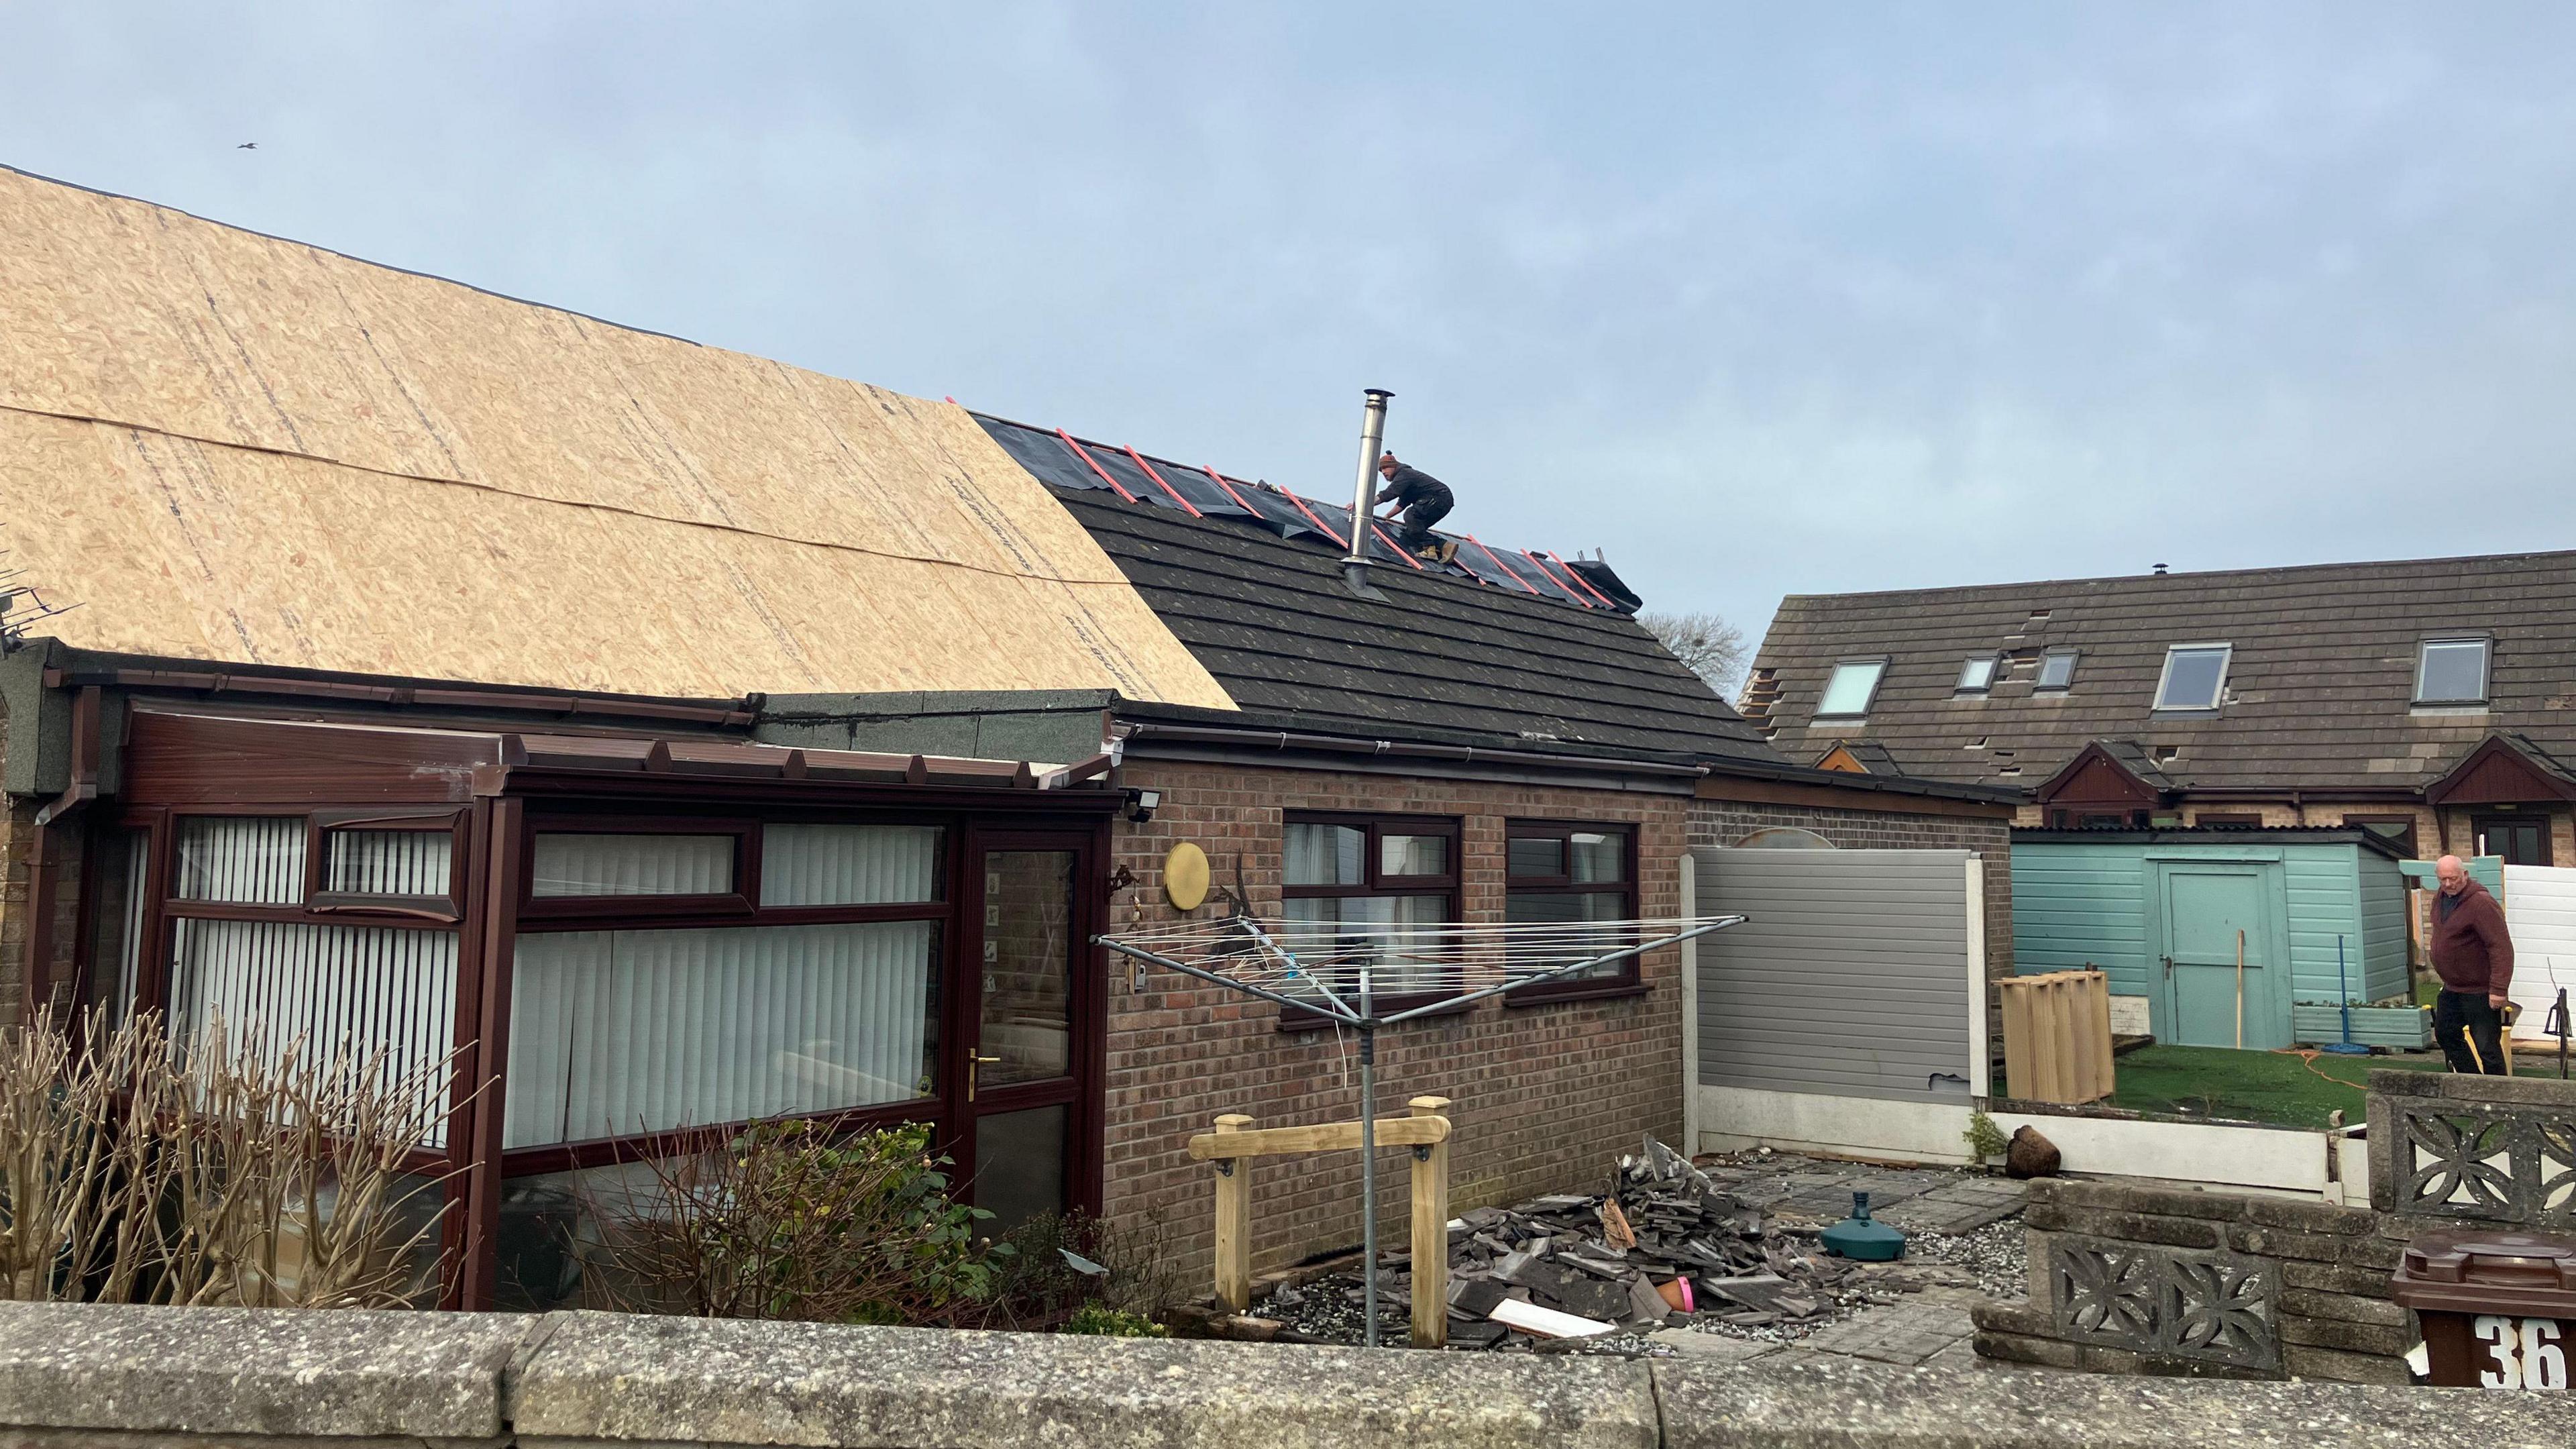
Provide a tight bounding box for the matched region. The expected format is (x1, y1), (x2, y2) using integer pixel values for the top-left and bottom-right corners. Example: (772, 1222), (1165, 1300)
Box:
(514, 814), (760, 922)
(1278, 810), (1462, 1026)
(310, 808), (468, 920)
(1501, 820), (1644, 1006)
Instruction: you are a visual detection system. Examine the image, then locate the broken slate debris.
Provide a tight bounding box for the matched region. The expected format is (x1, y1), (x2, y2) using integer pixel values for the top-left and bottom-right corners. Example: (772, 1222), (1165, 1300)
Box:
(1250, 1136), (1896, 1352)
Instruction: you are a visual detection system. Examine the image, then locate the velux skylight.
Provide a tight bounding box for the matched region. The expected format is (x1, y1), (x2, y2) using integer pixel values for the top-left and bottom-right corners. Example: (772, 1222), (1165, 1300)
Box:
(2416, 637), (2491, 706)
(2152, 644), (2231, 711)
(1816, 659), (1886, 718)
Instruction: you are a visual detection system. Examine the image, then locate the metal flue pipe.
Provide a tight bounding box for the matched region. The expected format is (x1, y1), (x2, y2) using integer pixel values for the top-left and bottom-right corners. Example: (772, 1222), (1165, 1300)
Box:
(1344, 388), (1393, 595)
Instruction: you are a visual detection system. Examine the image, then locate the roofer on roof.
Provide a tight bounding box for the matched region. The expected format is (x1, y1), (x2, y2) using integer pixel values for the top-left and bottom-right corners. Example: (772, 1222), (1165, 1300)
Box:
(1374, 452), (1458, 564)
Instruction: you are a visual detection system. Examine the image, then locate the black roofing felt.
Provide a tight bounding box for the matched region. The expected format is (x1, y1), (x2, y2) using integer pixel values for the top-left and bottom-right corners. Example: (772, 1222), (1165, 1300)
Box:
(1048, 489), (1783, 765)
(975, 414), (1596, 608)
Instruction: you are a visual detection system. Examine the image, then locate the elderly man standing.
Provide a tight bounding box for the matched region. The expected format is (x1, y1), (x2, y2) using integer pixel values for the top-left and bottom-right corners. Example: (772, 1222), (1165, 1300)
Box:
(2430, 855), (2515, 1075)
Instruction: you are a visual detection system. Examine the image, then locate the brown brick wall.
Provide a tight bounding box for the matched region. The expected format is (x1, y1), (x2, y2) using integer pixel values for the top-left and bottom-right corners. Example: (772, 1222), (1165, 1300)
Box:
(1102, 759), (1689, 1286)
(1687, 797), (2014, 981)
(0, 702), (81, 1029)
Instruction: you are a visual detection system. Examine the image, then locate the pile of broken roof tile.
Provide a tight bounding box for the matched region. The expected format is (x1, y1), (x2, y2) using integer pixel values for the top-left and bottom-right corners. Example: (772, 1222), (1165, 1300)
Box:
(1254, 1138), (1880, 1351)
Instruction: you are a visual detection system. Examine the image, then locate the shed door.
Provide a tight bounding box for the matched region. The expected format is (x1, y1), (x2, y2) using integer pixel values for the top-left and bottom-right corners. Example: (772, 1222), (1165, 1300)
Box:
(2155, 864), (2287, 1050)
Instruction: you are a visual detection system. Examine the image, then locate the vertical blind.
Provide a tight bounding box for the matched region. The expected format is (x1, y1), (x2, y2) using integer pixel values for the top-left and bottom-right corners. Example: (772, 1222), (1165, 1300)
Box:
(325, 829), (453, 898)
(1281, 895), (1450, 996)
(175, 816), (306, 903)
(504, 920), (938, 1148)
(759, 824), (941, 906)
(170, 919), (459, 1144)
(530, 833), (734, 897)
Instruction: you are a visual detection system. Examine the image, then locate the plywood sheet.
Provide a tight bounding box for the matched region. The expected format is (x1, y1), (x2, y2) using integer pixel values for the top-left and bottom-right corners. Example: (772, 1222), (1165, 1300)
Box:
(0, 166), (1232, 708)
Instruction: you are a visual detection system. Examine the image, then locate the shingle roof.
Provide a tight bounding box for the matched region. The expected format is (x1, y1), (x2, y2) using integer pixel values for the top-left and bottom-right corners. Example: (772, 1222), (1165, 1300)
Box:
(1036, 484), (1785, 766)
(1745, 549), (2576, 795)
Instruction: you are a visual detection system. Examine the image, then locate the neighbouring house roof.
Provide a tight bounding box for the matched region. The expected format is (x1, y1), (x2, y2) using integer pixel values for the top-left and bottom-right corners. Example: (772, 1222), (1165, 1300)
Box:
(0, 165), (1233, 710)
(964, 413), (1779, 765)
(1743, 549), (2576, 798)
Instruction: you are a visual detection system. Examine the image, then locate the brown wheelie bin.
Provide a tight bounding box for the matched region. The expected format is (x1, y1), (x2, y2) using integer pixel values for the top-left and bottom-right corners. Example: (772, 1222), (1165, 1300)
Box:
(2392, 1227), (2576, 1390)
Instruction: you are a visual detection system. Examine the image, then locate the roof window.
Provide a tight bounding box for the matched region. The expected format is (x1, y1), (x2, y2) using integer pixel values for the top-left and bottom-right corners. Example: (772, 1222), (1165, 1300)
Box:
(2152, 644), (2232, 712)
(1956, 656), (1998, 694)
(2035, 649), (2079, 691)
(1815, 659), (1887, 719)
(2415, 637), (2491, 706)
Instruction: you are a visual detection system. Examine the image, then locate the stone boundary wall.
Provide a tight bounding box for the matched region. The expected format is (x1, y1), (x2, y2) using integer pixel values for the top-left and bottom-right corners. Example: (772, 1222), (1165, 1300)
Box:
(1973, 1178), (2409, 1384)
(0, 1301), (2569, 1448)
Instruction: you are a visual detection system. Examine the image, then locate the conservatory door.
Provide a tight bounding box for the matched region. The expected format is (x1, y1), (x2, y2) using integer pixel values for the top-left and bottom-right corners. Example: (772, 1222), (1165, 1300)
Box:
(956, 831), (1099, 1232)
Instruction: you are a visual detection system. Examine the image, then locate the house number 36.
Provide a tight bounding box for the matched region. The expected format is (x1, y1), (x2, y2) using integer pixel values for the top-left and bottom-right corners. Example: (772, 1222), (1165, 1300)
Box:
(2475, 1316), (2570, 1391)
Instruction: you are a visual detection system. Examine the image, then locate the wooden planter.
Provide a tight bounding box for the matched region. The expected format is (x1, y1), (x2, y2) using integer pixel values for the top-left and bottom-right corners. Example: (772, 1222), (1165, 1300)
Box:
(2292, 1002), (2433, 1050)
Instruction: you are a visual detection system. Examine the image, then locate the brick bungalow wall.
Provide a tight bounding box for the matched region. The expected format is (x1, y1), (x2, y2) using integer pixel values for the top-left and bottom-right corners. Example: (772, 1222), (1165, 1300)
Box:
(1688, 798), (2013, 983)
(1103, 758), (1690, 1287)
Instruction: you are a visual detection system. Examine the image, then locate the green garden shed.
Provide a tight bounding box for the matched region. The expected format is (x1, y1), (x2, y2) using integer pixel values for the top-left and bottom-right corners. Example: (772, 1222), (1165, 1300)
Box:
(2011, 828), (2414, 1051)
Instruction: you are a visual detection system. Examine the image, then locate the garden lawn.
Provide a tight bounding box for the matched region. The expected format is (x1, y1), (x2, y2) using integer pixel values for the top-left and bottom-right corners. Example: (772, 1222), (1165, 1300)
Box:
(2102, 1044), (2572, 1131)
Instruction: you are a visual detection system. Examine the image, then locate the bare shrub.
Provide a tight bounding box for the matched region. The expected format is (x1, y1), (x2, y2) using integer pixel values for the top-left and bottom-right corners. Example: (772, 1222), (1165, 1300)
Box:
(0, 1009), (459, 1307)
(973, 1208), (1186, 1331)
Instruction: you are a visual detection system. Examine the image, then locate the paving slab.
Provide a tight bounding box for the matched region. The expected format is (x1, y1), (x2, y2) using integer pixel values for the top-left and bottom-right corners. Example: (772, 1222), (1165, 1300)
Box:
(1796, 1302), (1979, 1367)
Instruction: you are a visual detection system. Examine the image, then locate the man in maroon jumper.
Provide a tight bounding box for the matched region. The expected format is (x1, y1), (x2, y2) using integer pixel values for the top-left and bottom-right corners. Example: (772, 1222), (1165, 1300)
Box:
(2430, 855), (2514, 1074)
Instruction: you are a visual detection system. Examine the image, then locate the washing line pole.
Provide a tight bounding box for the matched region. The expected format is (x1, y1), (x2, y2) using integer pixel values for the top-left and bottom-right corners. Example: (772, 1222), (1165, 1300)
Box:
(1358, 966), (1379, 1349)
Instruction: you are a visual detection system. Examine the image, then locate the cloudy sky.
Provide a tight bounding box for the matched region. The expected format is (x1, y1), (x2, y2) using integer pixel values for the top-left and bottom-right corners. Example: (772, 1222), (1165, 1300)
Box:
(8, 5), (2575, 653)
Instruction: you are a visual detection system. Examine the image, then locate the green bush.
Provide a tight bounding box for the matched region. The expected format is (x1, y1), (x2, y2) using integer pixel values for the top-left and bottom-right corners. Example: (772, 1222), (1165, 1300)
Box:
(1063, 1303), (1167, 1338)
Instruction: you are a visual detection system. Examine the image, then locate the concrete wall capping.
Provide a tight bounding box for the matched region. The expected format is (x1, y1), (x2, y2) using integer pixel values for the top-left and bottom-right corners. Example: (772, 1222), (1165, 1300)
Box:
(1, 1301), (2573, 1448)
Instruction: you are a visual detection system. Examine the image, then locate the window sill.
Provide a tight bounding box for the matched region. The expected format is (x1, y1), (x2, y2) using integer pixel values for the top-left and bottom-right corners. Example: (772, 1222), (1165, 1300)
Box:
(1276, 995), (1473, 1032)
(1503, 978), (1648, 1008)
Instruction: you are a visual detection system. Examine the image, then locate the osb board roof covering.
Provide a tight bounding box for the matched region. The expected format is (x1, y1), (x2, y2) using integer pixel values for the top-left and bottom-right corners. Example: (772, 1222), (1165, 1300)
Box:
(1748, 550), (2576, 796)
(0, 166), (1233, 709)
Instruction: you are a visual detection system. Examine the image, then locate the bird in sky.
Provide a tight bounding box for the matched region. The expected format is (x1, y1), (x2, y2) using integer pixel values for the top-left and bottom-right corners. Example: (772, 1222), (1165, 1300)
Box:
(237, 142), (256, 150)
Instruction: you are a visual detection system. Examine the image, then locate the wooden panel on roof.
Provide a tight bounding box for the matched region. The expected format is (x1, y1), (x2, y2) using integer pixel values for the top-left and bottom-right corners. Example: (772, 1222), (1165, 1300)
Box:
(0, 166), (1232, 710)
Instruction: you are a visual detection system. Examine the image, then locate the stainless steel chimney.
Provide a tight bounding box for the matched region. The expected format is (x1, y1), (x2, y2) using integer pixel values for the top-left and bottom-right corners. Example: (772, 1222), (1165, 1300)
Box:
(1344, 388), (1393, 596)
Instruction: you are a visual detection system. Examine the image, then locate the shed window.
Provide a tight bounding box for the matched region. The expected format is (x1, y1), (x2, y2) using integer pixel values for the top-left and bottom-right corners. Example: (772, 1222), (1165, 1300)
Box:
(2036, 649), (2078, 691)
(1504, 822), (1639, 1004)
(2416, 637), (2491, 706)
(2152, 645), (2231, 711)
(2344, 815), (2420, 858)
(1956, 656), (1998, 694)
(1815, 660), (1886, 718)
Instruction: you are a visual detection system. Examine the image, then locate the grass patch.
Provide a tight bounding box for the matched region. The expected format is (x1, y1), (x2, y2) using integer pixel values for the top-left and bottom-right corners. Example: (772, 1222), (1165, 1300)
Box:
(2103, 1044), (2566, 1130)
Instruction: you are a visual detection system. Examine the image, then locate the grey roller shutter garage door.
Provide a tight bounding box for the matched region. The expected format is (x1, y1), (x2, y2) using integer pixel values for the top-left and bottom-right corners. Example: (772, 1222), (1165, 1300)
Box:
(1693, 847), (1976, 1104)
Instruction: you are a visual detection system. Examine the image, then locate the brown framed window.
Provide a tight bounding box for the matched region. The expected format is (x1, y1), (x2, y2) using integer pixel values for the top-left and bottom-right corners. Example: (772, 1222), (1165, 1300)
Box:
(1278, 813), (1458, 1023)
(2343, 814), (2420, 859)
(313, 809), (465, 919)
(2192, 812), (2263, 828)
(1503, 821), (1641, 1005)
(155, 808), (464, 1148)
(517, 817), (757, 921)
(503, 816), (953, 1158)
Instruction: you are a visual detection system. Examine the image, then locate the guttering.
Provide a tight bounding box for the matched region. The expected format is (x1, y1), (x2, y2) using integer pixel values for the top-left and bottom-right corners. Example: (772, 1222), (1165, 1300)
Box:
(1118, 720), (1710, 780)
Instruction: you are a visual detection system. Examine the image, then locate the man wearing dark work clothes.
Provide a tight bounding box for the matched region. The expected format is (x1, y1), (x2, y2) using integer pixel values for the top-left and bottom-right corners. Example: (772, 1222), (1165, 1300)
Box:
(2430, 854), (2515, 1075)
(1373, 451), (1456, 561)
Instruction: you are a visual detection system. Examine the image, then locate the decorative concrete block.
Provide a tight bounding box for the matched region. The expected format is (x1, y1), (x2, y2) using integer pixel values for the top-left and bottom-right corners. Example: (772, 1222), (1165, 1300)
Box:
(2045, 1234), (2279, 1373)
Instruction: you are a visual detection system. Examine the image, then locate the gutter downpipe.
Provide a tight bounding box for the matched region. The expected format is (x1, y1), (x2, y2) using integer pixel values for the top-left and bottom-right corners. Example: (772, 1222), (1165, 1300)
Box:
(1344, 389), (1393, 598)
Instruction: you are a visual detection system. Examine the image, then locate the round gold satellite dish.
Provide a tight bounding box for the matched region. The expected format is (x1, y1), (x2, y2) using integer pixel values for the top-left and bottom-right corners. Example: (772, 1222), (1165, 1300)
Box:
(1164, 841), (1211, 912)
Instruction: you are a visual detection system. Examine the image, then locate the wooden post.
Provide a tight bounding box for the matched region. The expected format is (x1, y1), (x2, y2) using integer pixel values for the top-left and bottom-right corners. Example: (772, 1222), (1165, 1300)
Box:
(1212, 1113), (1254, 1311)
(2235, 928), (2247, 1051)
(1407, 1096), (1452, 1349)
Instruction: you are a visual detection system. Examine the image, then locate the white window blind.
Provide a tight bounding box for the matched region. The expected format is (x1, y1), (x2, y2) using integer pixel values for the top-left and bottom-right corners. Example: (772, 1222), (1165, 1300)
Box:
(530, 833), (734, 898)
(169, 919), (459, 1144)
(758, 824), (941, 906)
(175, 816), (307, 904)
(325, 829), (454, 898)
(504, 920), (938, 1148)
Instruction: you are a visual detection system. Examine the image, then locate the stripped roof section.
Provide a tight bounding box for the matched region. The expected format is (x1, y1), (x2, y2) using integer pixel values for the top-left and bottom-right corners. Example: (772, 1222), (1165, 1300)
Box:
(974, 414), (1622, 611)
